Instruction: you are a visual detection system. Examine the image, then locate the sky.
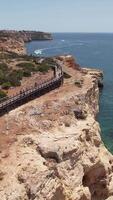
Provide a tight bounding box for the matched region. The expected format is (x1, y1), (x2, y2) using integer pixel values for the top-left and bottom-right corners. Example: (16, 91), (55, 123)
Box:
(0, 0), (113, 32)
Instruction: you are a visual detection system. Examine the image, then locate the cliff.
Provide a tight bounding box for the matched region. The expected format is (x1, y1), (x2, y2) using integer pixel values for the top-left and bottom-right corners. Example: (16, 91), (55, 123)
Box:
(0, 30), (52, 54)
(0, 56), (113, 200)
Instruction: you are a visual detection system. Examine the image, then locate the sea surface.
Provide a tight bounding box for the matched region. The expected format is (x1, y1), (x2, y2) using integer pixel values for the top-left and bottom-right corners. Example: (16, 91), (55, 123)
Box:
(26, 33), (113, 153)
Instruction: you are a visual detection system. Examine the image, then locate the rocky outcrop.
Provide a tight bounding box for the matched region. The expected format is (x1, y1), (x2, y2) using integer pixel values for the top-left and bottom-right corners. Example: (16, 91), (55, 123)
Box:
(0, 36), (26, 55)
(58, 55), (81, 70)
(0, 56), (113, 200)
(0, 30), (53, 42)
(0, 30), (52, 54)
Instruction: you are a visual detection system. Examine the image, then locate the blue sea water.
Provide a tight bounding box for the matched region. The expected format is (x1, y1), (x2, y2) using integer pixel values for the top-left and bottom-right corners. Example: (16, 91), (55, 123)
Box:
(26, 33), (113, 153)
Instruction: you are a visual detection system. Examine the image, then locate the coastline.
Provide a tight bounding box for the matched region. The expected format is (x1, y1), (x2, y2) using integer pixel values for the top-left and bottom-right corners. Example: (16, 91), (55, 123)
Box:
(0, 30), (113, 199)
(0, 30), (53, 55)
(0, 55), (113, 199)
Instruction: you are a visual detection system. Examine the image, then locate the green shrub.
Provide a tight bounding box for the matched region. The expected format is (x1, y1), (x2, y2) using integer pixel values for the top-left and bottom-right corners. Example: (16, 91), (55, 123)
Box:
(0, 63), (9, 71)
(0, 63), (10, 84)
(17, 62), (35, 70)
(23, 70), (31, 77)
(15, 70), (23, 80)
(0, 52), (21, 59)
(2, 82), (12, 89)
(0, 70), (5, 84)
(6, 70), (23, 86)
(9, 78), (21, 87)
(16, 60), (53, 74)
(0, 58), (54, 90)
(42, 57), (56, 65)
(9, 70), (23, 79)
(0, 90), (7, 99)
(37, 64), (51, 73)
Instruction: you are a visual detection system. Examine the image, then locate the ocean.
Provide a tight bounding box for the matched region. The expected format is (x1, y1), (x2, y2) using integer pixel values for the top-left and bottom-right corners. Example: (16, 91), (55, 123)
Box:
(26, 33), (113, 153)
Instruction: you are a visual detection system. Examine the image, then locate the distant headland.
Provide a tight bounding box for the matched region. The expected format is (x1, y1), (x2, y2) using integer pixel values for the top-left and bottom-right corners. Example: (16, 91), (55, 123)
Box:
(0, 30), (53, 54)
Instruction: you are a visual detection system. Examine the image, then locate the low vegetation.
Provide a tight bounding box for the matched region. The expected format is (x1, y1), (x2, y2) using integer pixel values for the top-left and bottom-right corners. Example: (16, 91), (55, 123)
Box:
(0, 56), (56, 99)
(0, 63), (23, 87)
(1, 82), (12, 89)
(0, 90), (7, 99)
(17, 62), (36, 70)
(0, 52), (21, 60)
(16, 60), (53, 73)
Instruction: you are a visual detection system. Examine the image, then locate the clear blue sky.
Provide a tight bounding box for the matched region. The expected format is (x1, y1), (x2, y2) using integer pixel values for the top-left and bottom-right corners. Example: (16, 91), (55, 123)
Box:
(0, 0), (113, 32)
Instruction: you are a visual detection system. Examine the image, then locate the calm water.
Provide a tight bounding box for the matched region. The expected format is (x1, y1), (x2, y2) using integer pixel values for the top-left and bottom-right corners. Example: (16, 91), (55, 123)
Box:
(26, 33), (113, 153)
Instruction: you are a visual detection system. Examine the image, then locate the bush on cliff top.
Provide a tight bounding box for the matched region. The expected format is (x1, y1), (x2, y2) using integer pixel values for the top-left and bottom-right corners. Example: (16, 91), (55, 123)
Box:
(0, 90), (7, 99)
(37, 64), (51, 73)
(23, 70), (31, 77)
(0, 63), (9, 71)
(2, 82), (12, 89)
(0, 68), (23, 87)
(0, 58), (54, 90)
(16, 61), (52, 73)
(6, 70), (23, 86)
(17, 62), (36, 71)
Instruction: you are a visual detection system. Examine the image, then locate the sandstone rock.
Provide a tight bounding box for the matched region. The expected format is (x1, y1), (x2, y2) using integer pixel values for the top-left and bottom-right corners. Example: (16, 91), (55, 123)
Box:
(0, 57), (112, 200)
(58, 55), (80, 70)
(0, 30), (52, 54)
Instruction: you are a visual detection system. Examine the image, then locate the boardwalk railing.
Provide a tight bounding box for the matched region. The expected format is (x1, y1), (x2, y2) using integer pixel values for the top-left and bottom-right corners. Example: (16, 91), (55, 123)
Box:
(0, 73), (63, 115)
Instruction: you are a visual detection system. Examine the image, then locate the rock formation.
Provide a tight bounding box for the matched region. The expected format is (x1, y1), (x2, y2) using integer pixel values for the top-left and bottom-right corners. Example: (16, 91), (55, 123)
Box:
(0, 30), (52, 54)
(0, 55), (113, 200)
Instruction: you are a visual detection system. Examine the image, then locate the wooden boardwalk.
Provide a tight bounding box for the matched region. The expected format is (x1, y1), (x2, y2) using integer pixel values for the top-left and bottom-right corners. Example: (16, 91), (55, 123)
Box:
(0, 68), (63, 116)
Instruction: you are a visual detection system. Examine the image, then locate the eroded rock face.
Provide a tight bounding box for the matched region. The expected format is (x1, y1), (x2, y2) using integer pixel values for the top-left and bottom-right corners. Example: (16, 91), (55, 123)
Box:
(0, 30), (52, 54)
(0, 57), (113, 200)
(58, 55), (81, 70)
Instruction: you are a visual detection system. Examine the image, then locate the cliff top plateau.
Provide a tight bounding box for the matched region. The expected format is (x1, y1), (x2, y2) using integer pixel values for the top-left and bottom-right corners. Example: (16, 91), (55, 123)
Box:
(1, 54), (113, 200)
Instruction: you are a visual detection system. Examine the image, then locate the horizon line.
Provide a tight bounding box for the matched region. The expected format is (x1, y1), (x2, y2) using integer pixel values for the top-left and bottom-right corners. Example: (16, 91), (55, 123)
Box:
(52, 31), (113, 34)
(0, 29), (113, 34)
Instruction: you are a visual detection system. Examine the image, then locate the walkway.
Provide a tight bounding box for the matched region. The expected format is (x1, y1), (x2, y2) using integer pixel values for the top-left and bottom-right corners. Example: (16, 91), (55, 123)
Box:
(0, 66), (63, 115)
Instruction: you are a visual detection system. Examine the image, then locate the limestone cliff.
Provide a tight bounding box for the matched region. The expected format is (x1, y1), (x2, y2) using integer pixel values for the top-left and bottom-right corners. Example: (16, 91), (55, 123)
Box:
(0, 56), (113, 200)
(0, 30), (52, 54)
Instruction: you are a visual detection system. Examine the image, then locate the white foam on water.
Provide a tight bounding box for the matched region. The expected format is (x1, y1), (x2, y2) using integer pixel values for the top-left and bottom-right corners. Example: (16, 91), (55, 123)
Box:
(34, 41), (86, 55)
(34, 49), (43, 55)
(79, 43), (84, 46)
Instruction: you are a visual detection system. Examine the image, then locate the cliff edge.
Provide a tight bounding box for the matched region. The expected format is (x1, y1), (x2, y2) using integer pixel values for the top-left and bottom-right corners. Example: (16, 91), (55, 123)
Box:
(0, 30), (52, 54)
(0, 56), (113, 200)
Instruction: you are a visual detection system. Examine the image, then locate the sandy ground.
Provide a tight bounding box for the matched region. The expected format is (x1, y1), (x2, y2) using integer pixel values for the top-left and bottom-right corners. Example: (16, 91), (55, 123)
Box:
(0, 66), (90, 153)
